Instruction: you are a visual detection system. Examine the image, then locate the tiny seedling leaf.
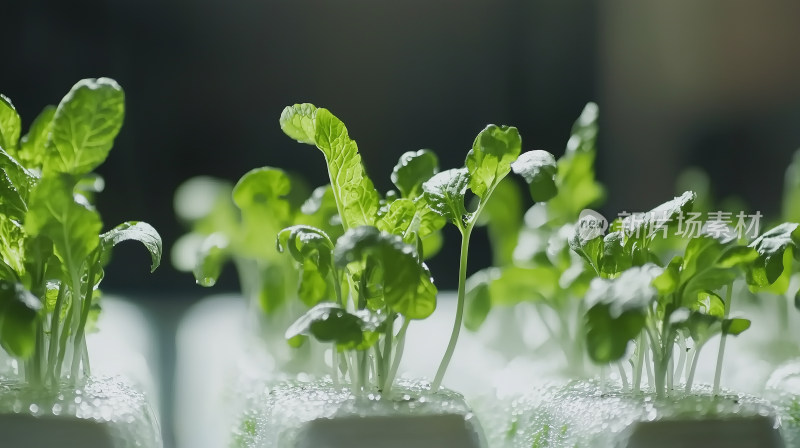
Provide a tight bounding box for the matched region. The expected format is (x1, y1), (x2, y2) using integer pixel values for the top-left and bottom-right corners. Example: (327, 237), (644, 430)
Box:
(279, 103), (317, 145)
(46, 78), (125, 175)
(511, 150), (558, 202)
(0, 94), (21, 152)
(422, 168), (470, 229)
(100, 221), (163, 272)
(391, 149), (439, 199)
(465, 125), (521, 199)
(747, 222), (800, 289)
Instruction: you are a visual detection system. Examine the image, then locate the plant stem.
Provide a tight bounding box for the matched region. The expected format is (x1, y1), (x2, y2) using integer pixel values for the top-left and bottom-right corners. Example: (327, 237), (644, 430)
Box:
(373, 344), (384, 389)
(674, 335), (686, 386)
(357, 351), (367, 392)
(644, 340), (654, 391)
(572, 300), (586, 377)
(666, 356), (673, 392)
(600, 365), (607, 394)
(713, 284), (733, 395)
(633, 333), (645, 392)
(347, 352), (358, 395)
(71, 253), (99, 381)
(380, 314), (395, 390)
(618, 362), (629, 391)
(685, 345), (702, 393)
(332, 347), (339, 386)
(432, 225), (472, 392)
(47, 283), (67, 384)
(55, 301), (74, 382)
(384, 319), (410, 394)
(26, 319), (45, 385)
(333, 270), (344, 307)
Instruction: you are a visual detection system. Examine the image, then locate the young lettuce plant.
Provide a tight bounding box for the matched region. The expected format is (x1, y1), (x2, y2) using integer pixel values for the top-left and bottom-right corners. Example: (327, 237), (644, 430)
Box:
(421, 125), (564, 390)
(0, 78), (161, 387)
(173, 170), (341, 333)
(571, 192), (771, 397)
(462, 103), (604, 376)
(275, 104), (445, 393)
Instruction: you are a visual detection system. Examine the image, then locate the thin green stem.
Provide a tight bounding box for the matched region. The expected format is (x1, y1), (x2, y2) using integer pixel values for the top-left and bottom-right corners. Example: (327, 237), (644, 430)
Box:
(633, 333), (645, 392)
(47, 283), (67, 384)
(617, 362), (629, 391)
(384, 318), (410, 394)
(72, 251), (99, 381)
(674, 335), (687, 386)
(685, 345), (702, 393)
(81, 346), (91, 377)
(26, 319), (45, 385)
(373, 344), (384, 389)
(347, 352), (358, 395)
(333, 270), (344, 307)
(666, 353), (674, 392)
(332, 347), (339, 387)
(572, 300), (586, 377)
(600, 365), (607, 394)
(55, 299), (74, 383)
(644, 339), (654, 391)
(432, 225), (472, 391)
(713, 284), (733, 395)
(379, 313), (395, 391)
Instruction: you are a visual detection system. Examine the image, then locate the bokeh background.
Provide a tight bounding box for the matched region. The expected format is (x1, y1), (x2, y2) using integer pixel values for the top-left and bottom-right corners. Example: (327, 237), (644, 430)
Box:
(5, 1), (800, 445)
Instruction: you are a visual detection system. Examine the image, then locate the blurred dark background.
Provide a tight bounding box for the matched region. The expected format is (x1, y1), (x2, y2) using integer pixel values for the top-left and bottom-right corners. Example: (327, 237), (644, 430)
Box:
(5, 1), (800, 445)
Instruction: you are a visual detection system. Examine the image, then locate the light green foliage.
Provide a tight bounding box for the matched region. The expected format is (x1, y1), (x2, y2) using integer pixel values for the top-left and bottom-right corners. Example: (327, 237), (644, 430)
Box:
(584, 265), (660, 363)
(100, 222), (162, 272)
(466, 125), (521, 199)
(473, 178), (523, 266)
(392, 149), (438, 199)
(618, 191), (696, 243)
(422, 168), (470, 229)
(746, 222), (800, 290)
(511, 150), (557, 202)
(0, 149), (32, 220)
(279, 103), (317, 145)
(233, 167), (292, 259)
(574, 190), (773, 397)
(25, 174), (103, 278)
(18, 106), (55, 169)
(333, 226), (436, 320)
(424, 121), (556, 390)
(277, 225), (334, 307)
(546, 102), (605, 223)
(174, 168), (327, 315)
(0, 95), (21, 152)
(0, 78), (161, 387)
(0, 281), (42, 358)
(463, 103), (604, 377)
(279, 105), (380, 229)
(279, 103), (546, 392)
(285, 302), (385, 352)
(45, 78), (125, 175)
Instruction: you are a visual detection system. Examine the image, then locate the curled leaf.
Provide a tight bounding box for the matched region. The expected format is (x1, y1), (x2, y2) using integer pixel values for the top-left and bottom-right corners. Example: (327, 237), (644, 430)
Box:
(101, 221), (163, 272)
